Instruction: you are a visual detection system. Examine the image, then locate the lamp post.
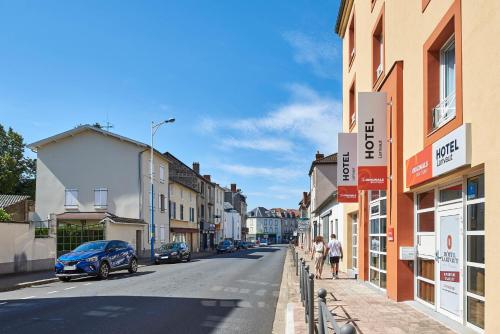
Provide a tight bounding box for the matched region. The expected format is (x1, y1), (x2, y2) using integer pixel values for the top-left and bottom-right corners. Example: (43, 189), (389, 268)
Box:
(150, 118), (175, 262)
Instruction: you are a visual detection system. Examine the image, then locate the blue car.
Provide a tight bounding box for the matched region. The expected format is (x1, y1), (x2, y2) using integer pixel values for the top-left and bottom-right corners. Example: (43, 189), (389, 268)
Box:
(55, 240), (138, 282)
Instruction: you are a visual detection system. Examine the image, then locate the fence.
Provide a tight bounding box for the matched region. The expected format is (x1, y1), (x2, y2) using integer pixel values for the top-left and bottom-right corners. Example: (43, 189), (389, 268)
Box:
(291, 246), (357, 334)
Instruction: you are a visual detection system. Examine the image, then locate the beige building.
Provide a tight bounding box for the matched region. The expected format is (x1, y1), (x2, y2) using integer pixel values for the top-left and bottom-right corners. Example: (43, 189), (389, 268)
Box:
(29, 125), (170, 257)
(336, 0), (499, 331)
(169, 179), (198, 252)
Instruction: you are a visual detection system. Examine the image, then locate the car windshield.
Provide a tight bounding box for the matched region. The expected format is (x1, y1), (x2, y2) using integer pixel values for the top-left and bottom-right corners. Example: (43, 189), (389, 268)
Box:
(161, 243), (179, 250)
(73, 241), (108, 252)
(219, 241), (230, 246)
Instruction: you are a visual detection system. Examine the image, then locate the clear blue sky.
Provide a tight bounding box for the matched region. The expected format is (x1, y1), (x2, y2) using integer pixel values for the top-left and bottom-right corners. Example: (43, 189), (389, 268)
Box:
(0, 0), (342, 210)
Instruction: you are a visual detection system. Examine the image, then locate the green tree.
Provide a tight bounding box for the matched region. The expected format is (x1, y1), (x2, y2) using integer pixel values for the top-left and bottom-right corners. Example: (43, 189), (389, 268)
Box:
(0, 208), (11, 221)
(0, 124), (36, 198)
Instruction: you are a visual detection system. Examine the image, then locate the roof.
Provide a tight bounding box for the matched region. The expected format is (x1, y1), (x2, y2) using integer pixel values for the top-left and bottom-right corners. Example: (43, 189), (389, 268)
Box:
(247, 207), (271, 218)
(335, 0), (353, 38)
(308, 153), (338, 175)
(0, 195), (30, 208)
(164, 151), (210, 190)
(56, 212), (146, 225)
(28, 125), (171, 163)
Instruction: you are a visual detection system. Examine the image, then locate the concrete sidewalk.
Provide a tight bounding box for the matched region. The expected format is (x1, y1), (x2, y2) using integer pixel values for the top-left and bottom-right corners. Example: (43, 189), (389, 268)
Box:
(287, 248), (457, 334)
(0, 250), (217, 292)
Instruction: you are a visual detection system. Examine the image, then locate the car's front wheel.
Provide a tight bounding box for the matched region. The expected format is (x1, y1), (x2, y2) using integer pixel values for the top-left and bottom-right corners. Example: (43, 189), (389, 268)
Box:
(186, 255), (191, 262)
(58, 277), (71, 282)
(128, 258), (138, 273)
(98, 262), (110, 280)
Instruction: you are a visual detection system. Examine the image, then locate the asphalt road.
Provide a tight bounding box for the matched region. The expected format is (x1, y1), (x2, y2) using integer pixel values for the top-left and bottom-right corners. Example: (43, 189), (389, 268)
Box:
(0, 245), (287, 334)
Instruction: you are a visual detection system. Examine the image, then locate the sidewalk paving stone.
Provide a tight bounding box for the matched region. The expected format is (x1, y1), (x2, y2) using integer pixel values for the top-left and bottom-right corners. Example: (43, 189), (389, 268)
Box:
(291, 248), (457, 334)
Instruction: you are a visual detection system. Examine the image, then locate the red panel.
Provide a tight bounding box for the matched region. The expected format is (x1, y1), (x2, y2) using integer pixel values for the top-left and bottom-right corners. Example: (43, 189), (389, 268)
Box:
(338, 186), (359, 203)
(358, 166), (387, 190)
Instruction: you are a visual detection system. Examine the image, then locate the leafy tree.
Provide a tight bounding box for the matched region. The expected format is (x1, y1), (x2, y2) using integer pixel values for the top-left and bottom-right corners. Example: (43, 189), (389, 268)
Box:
(0, 124), (36, 198)
(0, 208), (11, 221)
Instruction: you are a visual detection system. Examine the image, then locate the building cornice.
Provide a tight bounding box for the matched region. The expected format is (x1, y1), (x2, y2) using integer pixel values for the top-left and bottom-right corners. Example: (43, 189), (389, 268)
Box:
(335, 0), (354, 38)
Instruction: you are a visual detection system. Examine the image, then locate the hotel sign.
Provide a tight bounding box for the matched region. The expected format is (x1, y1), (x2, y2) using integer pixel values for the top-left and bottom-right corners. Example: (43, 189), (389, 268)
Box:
(406, 124), (471, 187)
(357, 92), (388, 190)
(337, 133), (358, 202)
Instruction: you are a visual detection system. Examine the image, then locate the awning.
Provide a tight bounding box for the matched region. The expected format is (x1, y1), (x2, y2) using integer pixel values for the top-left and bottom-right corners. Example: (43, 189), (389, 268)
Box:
(56, 212), (146, 225)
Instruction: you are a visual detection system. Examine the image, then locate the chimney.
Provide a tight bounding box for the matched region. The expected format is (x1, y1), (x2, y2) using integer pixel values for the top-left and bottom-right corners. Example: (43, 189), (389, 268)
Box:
(203, 175), (211, 182)
(192, 162), (200, 174)
(315, 151), (324, 161)
(302, 192), (308, 203)
(231, 183), (237, 192)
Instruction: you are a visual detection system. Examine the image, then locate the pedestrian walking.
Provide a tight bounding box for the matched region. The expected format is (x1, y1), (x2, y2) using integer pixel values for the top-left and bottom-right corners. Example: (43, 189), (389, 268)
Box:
(327, 234), (343, 279)
(311, 235), (326, 279)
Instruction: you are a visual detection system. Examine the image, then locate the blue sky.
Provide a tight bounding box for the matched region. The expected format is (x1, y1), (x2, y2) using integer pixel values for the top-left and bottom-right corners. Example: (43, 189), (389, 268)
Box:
(0, 0), (342, 210)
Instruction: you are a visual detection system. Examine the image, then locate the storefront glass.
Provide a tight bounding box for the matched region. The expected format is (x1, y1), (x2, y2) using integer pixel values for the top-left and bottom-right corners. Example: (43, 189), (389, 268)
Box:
(57, 221), (105, 255)
(369, 191), (387, 289)
(466, 174), (485, 330)
(416, 190), (436, 305)
(352, 213), (358, 271)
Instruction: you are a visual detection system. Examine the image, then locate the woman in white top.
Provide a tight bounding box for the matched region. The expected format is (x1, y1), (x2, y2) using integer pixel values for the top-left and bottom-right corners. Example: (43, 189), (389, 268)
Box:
(311, 235), (326, 279)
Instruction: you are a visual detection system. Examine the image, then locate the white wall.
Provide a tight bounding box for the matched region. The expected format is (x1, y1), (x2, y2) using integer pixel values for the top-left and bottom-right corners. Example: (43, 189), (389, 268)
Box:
(223, 211), (241, 240)
(0, 223), (55, 274)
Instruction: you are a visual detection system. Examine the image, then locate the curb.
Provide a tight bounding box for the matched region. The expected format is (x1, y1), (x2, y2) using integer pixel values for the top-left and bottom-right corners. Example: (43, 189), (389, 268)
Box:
(0, 277), (60, 293)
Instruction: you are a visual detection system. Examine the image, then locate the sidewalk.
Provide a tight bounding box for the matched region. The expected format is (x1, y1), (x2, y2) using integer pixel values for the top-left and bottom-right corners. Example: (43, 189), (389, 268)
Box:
(0, 250), (218, 293)
(289, 248), (457, 334)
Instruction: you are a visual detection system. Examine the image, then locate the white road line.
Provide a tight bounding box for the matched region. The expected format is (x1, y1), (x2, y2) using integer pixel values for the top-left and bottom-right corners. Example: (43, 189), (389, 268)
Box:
(0, 302), (7, 305)
(286, 303), (295, 334)
(21, 296), (35, 300)
(84, 283), (92, 286)
(47, 291), (59, 294)
(64, 286), (76, 290)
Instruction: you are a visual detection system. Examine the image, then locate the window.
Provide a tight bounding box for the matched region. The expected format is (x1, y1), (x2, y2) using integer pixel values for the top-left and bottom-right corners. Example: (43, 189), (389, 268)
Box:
(466, 174), (485, 329)
(171, 202), (176, 219)
(372, 6), (384, 85)
(160, 194), (165, 213)
(201, 204), (205, 218)
(94, 188), (108, 208)
(180, 204), (184, 220)
(433, 36), (456, 130)
(159, 165), (165, 183)
(352, 213), (358, 270)
(423, 1), (462, 145)
(181, 189), (183, 199)
(349, 79), (356, 129)
(416, 190), (436, 304)
(65, 189), (78, 208)
(369, 191), (387, 289)
(348, 10), (355, 67)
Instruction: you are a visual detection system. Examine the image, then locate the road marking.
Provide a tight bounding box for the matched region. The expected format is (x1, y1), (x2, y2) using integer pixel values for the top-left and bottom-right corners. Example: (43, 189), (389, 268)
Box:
(47, 291), (59, 294)
(286, 303), (295, 334)
(84, 283), (92, 286)
(257, 301), (266, 308)
(237, 300), (252, 308)
(0, 302), (7, 305)
(64, 286), (76, 290)
(210, 286), (222, 291)
(239, 288), (250, 294)
(21, 296), (35, 300)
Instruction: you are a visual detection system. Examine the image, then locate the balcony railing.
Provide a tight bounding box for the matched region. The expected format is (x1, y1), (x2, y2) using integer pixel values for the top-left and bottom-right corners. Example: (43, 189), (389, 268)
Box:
(432, 92), (456, 130)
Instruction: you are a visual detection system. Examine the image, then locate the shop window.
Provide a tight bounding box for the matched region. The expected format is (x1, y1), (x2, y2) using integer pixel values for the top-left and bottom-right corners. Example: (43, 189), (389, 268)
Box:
(349, 79), (356, 129)
(369, 191), (387, 289)
(439, 184), (462, 203)
(466, 173), (485, 329)
(417, 191), (435, 210)
(372, 6), (384, 86)
(467, 297), (485, 329)
(351, 214), (358, 271)
(418, 258), (435, 281)
(348, 10), (355, 67)
(418, 211), (435, 232)
(423, 0), (462, 145)
(418, 280), (435, 305)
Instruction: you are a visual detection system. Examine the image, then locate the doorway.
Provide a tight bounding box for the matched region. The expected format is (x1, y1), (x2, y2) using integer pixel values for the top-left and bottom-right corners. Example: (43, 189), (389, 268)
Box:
(436, 207), (463, 321)
(136, 230), (142, 254)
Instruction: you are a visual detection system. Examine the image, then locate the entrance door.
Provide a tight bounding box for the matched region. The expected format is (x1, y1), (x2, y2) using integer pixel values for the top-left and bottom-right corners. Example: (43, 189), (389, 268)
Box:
(436, 208), (463, 320)
(136, 230), (142, 254)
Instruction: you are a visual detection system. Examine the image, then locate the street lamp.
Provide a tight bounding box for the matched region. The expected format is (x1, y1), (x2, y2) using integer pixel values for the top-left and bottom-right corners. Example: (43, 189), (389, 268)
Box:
(150, 118), (175, 262)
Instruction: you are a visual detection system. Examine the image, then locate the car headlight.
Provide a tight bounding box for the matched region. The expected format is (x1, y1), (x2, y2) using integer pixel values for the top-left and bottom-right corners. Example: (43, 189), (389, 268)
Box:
(171, 252), (178, 256)
(154, 253), (160, 257)
(86, 256), (98, 262)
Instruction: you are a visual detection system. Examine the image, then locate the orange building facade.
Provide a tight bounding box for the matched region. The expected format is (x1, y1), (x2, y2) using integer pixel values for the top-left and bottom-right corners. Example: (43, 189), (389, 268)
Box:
(336, 1), (500, 332)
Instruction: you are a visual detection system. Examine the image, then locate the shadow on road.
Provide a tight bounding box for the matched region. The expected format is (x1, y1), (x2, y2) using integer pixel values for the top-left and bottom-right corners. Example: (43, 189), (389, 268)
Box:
(206, 245), (283, 260)
(0, 295), (242, 333)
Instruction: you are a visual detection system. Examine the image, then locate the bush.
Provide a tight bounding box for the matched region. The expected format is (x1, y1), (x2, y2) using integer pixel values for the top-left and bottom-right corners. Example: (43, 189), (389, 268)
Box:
(0, 208), (11, 222)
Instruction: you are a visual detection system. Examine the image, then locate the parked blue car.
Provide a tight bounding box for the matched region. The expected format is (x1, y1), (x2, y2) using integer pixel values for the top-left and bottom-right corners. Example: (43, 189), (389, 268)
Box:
(55, 240), (138, 282)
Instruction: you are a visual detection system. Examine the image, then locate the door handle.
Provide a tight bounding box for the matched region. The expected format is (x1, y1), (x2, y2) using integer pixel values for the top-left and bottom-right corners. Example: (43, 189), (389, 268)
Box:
(435, 251), (441, 262)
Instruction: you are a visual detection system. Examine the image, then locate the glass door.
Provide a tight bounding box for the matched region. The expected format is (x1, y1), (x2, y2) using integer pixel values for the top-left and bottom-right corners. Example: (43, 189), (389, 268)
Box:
(436, 208), (463, 321)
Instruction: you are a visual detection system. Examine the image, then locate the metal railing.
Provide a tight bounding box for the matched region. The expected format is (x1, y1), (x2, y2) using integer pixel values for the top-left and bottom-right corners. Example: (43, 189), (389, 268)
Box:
(317, 288), (357, 334)
(432, 92), (456, 130)
(299, 258), (315, 334)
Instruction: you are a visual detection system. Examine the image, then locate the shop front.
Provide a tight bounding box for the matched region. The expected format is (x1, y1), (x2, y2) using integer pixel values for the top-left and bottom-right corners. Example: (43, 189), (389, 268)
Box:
(171, 227), (199, 252)
(407, 124), (485, 331)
